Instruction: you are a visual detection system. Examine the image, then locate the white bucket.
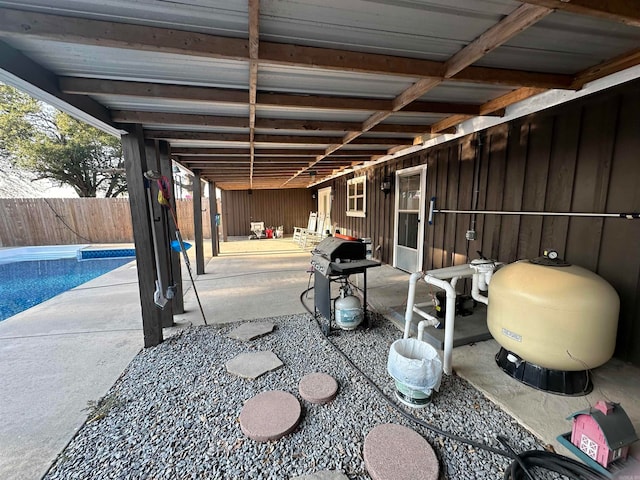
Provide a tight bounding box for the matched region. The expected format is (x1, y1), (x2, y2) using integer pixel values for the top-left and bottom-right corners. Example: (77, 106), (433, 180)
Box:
(387, 338), (442, 408)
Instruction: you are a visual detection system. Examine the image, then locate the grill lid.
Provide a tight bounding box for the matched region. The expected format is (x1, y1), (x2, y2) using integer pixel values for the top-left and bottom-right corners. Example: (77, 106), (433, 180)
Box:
(312, 237), (365, 262)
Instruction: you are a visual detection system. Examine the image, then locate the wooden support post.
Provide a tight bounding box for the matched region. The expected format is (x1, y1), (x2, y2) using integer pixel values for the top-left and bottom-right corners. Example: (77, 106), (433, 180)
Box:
(122, 125), (162, 347)
(145, 140), (174, 328)
(159, 141), (184, 314)
(193, 170), (205, 275)
(208, 181), (219, 256)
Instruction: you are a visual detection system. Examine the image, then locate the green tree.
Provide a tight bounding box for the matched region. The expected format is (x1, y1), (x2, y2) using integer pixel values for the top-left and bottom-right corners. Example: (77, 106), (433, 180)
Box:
(0, 84), (126, 197)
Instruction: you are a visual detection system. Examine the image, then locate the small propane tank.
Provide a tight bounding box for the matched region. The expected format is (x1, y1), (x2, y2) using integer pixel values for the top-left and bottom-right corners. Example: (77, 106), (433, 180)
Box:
(335, 285), (363, 330)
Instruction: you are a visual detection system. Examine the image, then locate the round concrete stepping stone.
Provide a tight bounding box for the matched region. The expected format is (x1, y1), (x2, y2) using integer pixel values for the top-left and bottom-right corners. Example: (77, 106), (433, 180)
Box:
(298, 372), (338, 404)
(363, 424), (439, 480)
(239, 390), (301, 442)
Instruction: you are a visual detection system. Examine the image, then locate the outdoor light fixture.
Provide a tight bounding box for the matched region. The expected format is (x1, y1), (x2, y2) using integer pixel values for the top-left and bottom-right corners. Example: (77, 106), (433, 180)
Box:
(381, 176), (392, 194)
(248, 189), (253, 195)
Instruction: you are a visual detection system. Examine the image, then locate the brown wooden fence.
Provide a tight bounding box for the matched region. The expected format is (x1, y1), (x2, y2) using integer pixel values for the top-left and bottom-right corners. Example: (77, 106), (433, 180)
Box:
(0, 198), (211, 246)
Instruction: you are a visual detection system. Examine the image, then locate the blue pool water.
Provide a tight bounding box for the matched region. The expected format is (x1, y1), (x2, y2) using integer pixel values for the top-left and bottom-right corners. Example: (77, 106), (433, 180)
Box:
(0, 257), (132, 321)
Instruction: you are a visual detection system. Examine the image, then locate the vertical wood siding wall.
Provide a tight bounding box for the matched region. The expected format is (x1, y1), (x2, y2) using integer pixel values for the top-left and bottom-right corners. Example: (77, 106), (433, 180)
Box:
(221, 188), (315, 236)
(0, 198), (211, 246)
(323, 79), (640, 365)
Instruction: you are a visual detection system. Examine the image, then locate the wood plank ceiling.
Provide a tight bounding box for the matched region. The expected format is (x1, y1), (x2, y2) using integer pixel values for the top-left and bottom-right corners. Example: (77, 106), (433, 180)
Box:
(0, 0), (639, 190)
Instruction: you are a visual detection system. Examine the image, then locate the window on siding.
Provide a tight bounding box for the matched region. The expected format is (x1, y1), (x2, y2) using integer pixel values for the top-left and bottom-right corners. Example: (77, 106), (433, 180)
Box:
(346, 176), (366, 218)
(580, 434), (598, 460)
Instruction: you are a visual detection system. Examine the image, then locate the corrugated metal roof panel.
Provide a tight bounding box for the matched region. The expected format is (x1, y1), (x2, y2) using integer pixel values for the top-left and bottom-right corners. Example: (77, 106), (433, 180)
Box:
(260, 0), (520, 61)
(420, 81), (514, 104)
(385, 112), (449, 124)
(94, 97), (250, 116)
(359, 131), (416, 139)
(256, 106), (371, 122)
(142, 125), (250, 134)
(477, 11), (640, 74)
(0, 0), (248, 36)
(6, 38), (249, 87)
(254, 128), (345, 136)
(258, 64), (416, 97)
(170, 140), (250, 148)
(255, 141), (331, 148)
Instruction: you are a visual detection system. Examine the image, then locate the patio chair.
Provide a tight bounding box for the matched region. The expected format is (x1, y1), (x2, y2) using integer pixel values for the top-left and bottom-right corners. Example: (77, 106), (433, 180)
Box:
(249, 221), (266, 240)
(301, 214), (327, 248)
(293, 212), (317, 245)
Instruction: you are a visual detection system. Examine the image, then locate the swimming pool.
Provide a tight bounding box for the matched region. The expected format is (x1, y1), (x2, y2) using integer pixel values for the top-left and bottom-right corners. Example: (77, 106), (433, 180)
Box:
(0, 253), (134, 322)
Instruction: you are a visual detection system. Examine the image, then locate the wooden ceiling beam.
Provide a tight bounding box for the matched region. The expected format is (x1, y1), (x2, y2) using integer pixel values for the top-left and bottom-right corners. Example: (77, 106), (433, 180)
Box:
(146, 131), (249, 142)
(61, 77), (500, 116)
(259, 91), (495, 115)
(258, 39), (571, 88)
(522, 0), (640, 27)
(248, 0), (260, 188)
(170, 147), (382, 156)
(145, 130), (408, 145)
(171, 148), (264, 156)
(60, 77), (248, 103)
(112, 111), (249, 128)
(181, 157), (363, 163)
(0, 8), (249, 58)
(572, 47), (640, 89)
(427, 86), (548, 135)
(0, 9), (573, 89)
(113, 111), (429, 134)
(444, 4), (552, 78)
(256, 118), (430, 134)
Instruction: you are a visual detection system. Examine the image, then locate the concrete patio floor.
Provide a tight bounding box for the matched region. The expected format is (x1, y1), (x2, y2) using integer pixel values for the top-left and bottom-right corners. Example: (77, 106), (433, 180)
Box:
(1, 237), (638, 479)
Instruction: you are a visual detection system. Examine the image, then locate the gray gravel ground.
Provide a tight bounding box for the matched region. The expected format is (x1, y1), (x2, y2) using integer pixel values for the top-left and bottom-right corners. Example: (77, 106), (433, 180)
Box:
(44, 313), (561, 480)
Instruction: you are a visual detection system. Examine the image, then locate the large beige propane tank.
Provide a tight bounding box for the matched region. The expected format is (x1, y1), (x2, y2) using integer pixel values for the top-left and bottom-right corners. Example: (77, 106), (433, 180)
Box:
(487, 260), (619, 371)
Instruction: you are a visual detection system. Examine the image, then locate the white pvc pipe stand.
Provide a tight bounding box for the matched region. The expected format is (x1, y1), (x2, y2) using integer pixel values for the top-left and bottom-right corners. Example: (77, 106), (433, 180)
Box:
(403, 260), (498, 376)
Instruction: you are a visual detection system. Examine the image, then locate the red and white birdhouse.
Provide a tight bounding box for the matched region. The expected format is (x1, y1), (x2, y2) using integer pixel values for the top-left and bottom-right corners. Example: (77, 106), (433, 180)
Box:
(568, 400), (638, 468)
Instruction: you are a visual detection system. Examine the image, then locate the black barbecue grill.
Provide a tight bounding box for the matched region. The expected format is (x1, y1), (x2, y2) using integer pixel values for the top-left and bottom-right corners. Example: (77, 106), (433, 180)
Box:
(311, 236), (380, 332)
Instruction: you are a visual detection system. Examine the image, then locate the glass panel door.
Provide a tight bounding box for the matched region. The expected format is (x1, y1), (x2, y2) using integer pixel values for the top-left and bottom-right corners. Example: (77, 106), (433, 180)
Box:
(394, 165), (426, 272)
(317, 187), (332, 234)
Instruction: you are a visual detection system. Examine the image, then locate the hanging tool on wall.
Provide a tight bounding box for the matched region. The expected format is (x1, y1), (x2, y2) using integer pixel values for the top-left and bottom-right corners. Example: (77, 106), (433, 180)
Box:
(146, 170), (208, 325)
(143, 172), (168, 310)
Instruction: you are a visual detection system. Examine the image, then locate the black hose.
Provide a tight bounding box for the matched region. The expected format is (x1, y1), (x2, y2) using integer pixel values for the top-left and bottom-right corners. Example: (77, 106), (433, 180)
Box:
(299, 286), (610, 480)
(299, 286), (508, 457)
